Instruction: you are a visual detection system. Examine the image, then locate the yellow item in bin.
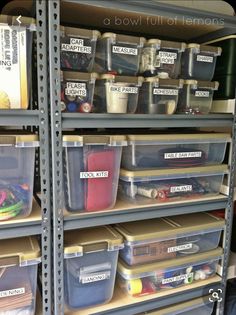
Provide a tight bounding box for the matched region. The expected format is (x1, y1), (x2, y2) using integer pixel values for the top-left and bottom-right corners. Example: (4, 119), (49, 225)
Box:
(127, 279), (143, 295)
(0, 91), (10, 109)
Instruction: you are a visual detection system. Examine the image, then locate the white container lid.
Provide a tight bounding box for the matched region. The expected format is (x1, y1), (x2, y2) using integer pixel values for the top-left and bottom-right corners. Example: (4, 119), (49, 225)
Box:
(0, 134), (39, 147)
(63, 134), (127, 147)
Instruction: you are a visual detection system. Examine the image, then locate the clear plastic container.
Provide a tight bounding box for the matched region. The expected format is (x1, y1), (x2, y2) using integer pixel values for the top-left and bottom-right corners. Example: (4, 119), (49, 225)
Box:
(61, 71), (98, 112)
(0, 16), (36, 109)
(121, 133), (230, 170)
(177, 80), (219, 114)
(115, 212), (224, 265)
(0, 236), (41, 315)
(64, 226), (123, 310)
(60, 26), (101, 72)
(140, 39), (186, 78)
(94, 33), (146, 75)
(63, 135), (127, 212)
(0, 134), (39, 221)
(119, 165), (227, 205)
(139, 297), (214, 314)
(93, 74), (143, 113)
(181, 44), (222, 80)
(117, 248), (222, 297)
(137, 78), (183, 114)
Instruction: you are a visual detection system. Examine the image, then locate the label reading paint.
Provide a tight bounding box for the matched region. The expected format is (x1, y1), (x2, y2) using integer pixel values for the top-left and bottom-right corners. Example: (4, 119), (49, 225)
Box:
(0, 287), (25, 298)
(162, 272), (194, 285)
(80, 171), (109, 179)
(170, 185), (193, 193)
(167, 243), (193, 253)
(65, 82), (87, 97)
(153, 88), (178, 96)
(197, 55), (213, 63)
(61, 38), (92, 54)
(195, 90), (210, 97)
(109, 86), (138, 94)
(164, 151), (202, 159)
(80, 271), (111, 284)
(159, 51), (177, 64)
(112, 46), (138, 55)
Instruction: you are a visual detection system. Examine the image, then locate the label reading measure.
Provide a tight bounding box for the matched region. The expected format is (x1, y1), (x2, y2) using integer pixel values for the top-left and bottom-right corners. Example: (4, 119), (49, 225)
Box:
(164, 151), (202, 159)
(167, 243), (193, 253)
(80, 171), (109, 179)
(153, 88), (178, 96)
(110, 86), (138, 94)
(0, 287), (25, 298)
(112, 46), (138, 55)
(170, 185), (193, 193)
(197, 55), (213, 63)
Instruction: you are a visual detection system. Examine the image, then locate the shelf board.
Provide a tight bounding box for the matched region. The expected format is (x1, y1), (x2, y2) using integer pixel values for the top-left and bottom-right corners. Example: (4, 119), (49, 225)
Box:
(0, 110), (39, 126)
(64, 195), (228, 230)
(62, 113), (234, 129)
(65, 276), (221, 315)
(211, 100), (235, 114)
(0, 198), (42, 239)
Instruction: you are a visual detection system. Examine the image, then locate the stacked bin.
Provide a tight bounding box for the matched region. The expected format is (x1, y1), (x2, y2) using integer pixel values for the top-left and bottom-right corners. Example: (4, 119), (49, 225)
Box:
(115, 213), (223, 297)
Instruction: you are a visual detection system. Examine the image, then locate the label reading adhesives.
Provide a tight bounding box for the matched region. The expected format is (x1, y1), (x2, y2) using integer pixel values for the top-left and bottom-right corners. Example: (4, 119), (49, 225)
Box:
(61, 38), (92, 54)
(0, 287), (25, 298)
(167, 243), (193, 253)
(162, 272), (194, 285)
(80, 171), (109, 179)
(197, 55), (213, 63)
(112, 46), (138, 55)
(109, 86), (138, 94)
(153, 88), (178, 96)
(195, 90), (210, 97)
(164, 151), (202, 159)
(65, 82), (87, 97)
(170, 185), (193, 193)
(80, 271), (111, 284)
(159, 51), (177, 64)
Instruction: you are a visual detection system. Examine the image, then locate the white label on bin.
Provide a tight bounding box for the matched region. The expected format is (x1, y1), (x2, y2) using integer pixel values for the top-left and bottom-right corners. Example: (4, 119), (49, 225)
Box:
(65, 82), (87, 97)
(112, 46), (138, 55)
(80, 171), (109, 179)
(153, 88), (178, 96)
(197, 55), (213, 63)
(159, 51), (177, 64)
(80, 271), (111, 284)
(109, 86), (138, 94)
(162, 272), (194, 285)
(167, 243), (193, 253)
(61, 38), (92, 54)
(170, 185), (192, 193)
(164, 151), (202, 159)
(0, 287), (25, 298)
(195, 90), (210, 97)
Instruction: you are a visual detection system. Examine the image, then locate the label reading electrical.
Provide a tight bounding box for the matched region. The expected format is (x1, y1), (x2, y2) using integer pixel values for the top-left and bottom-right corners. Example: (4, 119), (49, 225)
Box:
(170, 185), (193, 193)
(80, 171), (109, 179)
(162, 273), (194, 285)
(195, 90), (210, 97)
(164, 151), (202, 159)
(61, 38), (92, 54)
(110, 86), (138, 94)
(167, 243), (193, 253)
(65, 82), (87, 97)
(112, 46), (138, 55)
(197, 55), (213, 63)
(153, 88), (178, 96)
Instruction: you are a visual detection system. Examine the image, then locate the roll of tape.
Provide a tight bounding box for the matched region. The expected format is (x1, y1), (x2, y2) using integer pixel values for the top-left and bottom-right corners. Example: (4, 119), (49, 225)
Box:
(127, 279), (143, 295)
(137, 186), (157, 199)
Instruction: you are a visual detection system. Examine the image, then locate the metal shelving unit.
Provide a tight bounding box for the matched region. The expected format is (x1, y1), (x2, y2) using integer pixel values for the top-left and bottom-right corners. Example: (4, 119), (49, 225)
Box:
(48, 1), (236, 314)
(0, 1), (52, 314)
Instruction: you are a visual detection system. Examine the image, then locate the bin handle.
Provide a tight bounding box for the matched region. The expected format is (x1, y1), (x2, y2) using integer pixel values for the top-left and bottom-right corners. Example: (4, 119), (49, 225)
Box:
(0, 136), (16, 145)
(0, 256), (19, 268)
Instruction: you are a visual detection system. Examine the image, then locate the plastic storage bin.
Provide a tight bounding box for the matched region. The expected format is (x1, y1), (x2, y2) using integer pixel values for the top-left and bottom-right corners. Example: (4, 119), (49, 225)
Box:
(60, 26), (100, 72)
(64, 226), (123, 310)
(94, 33), (146, 75)
(93, 74), (143, 113)
(177, 80), (219, 114)
(137, 78), (183, 114)
(0, 236), (41, 315)
(119, 165), (227, 205)
(0, 16), (36, 109)
(115, 212), (224, 265)
(117, 248), (222, 297)
(61, 71), (98, 112)
(121, 133), (230, 170)
(139, 297), (214, 314)
(63, 135), (127, 212)
(0, 134), (39, 221)
(181, 44), (222, 81)
(140, 39), (186, 78)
